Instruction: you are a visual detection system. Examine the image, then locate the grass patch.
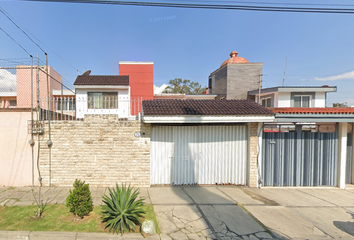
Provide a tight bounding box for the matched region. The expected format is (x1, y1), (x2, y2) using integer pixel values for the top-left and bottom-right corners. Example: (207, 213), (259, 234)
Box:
(0, 204), (159, 233)
(143, 204), (161, 234)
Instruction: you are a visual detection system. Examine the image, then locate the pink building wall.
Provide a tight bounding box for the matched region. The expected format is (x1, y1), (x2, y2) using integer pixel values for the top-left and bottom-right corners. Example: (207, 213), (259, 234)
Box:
(0, 111), (39, 186)
(16, 66), (62, 109)
(0, 97), (16, 108)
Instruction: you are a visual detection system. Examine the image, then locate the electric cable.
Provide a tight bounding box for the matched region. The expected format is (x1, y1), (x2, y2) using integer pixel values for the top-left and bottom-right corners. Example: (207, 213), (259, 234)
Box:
(0, 7), (46, 53)
(0, 27), (32, 57)
(22, 0), (354, 14)
(0, 6), (79, 72)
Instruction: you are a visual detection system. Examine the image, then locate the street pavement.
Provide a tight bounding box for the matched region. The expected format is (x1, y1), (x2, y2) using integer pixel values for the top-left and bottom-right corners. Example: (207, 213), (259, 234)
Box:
(1, 185), (354, 239)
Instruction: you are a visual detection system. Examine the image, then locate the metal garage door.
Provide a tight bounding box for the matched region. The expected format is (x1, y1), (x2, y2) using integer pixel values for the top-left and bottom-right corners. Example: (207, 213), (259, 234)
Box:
(262, 129), (338, 186)
(150, 125), (247, 185)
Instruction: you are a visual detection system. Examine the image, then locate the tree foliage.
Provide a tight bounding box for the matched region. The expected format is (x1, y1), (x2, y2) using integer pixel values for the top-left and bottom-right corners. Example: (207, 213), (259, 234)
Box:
(333, 102), (348, 107)
(66, 179), (93, 218)
(163, 78), (207, 94)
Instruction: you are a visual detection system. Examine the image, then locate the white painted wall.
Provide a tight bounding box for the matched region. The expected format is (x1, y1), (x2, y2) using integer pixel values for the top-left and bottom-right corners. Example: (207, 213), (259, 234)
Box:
(75, 88), (131, 119)
(314, 92), (326, 107)
(277, 92), (291, 107)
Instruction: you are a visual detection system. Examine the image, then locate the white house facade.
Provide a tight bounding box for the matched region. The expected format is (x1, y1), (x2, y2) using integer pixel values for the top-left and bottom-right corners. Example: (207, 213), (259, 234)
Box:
(73, 72), (131, 119)
(248, 86), (337, 108)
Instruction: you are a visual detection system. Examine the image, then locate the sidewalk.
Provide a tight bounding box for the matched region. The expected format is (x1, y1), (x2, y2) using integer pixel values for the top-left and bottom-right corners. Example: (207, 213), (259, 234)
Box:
(0, 231), (161, 240)
(0, 186), (276, 240)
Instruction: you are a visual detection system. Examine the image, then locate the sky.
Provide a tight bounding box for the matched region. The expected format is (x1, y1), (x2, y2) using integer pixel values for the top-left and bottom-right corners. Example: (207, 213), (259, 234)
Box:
(0, 0), (354, 106)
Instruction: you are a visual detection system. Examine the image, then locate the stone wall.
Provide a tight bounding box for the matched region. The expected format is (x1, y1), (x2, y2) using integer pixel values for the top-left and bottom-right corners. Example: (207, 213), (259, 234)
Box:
(227, 64), (263, 100)
(39, 118), (151, 187)
(248, 122), (259, 187)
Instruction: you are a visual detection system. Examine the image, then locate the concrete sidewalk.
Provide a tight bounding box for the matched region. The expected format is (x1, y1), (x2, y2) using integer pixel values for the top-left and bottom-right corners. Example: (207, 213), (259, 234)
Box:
(0, 231), (160, 239)
(0, 186), (275, 240)
(3, 185), (354, 239)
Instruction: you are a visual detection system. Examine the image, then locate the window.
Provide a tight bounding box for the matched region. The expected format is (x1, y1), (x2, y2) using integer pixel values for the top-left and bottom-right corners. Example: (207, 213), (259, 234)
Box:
(87, 92), (118, 109)
(294, 95), (310, 107)
(261, 98), (272, 107)
(57, 98), (75, 111)
(9, 100), (17, 108)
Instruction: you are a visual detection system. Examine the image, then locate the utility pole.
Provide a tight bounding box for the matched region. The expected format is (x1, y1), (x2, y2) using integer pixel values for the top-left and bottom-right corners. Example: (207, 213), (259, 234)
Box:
(37, 54), (40, 120)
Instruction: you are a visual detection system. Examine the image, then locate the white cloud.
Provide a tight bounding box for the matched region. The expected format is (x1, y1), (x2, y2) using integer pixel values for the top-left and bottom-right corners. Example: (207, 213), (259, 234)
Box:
(0, 69), (16, 92)
(314, 71), (354, 81)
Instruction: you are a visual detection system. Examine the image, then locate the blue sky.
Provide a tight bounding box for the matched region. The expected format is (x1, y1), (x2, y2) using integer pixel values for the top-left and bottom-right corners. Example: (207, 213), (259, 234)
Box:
(1, 0), (354, 106)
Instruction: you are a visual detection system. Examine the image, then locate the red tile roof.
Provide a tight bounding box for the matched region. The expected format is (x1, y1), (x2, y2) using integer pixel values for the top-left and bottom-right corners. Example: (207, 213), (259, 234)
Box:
(74, 75), (129, 86)
(271, 107), (354, 114)
(220, 51), (250, 68)
(143, 99), (274, 116)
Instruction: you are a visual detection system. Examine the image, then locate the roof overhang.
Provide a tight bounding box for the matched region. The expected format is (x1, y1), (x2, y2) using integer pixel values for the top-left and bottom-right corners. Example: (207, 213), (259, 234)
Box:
(275, 113), (354, 123)
(277, 87), (337, 93)
(0, 92), (16, 97)
(53, 89), (75, 96)
(248, 86), (337, 95)
(143, 115), (275, 123)
(74, 85), (129, 90)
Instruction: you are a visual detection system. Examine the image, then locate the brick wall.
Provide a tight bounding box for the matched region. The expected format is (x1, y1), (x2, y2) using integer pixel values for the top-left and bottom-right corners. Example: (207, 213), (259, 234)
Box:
(248, 123), (259, 187)
(39, 118), (151, 187)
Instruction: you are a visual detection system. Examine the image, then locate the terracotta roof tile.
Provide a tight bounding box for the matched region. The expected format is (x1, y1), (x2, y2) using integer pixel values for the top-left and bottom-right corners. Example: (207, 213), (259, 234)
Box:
(74, 75), (129, 86)
(271, 107), (354, 114)
(143, 99), (274, 116)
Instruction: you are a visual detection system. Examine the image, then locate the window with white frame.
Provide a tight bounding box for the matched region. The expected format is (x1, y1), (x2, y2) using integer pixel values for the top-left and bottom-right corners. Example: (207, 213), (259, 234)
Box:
(294, 95), (311, 107)
(87, 92), (118, 109)
(261, 98), (272, 107)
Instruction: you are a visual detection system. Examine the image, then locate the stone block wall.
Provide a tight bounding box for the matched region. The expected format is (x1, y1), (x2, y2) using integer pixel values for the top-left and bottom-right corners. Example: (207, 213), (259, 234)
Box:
(39, 118), (151, 187)
(227, 64), (263, 100)
(248, 122), (259, 187)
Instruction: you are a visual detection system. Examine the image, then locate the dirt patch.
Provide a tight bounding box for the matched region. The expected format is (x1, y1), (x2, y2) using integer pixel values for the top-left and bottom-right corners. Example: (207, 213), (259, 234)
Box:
(241, 189), (279, 206)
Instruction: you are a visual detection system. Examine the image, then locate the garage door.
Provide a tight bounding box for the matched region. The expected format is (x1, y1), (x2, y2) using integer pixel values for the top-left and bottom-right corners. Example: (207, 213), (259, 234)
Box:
(150, 125), (247, 185)
(262, 130), (338, 186)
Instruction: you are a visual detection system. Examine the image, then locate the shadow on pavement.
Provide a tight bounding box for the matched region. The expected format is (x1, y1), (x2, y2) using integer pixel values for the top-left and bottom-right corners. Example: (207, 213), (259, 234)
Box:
(333, 212), (354, 237)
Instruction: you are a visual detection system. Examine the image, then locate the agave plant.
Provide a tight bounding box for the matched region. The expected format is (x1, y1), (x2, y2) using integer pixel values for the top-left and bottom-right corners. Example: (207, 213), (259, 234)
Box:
(101, 184), (146, 235)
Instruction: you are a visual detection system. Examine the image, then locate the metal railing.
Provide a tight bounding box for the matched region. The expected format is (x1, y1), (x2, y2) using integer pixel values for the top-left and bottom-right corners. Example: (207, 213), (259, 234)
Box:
(35, 96), (143, 121)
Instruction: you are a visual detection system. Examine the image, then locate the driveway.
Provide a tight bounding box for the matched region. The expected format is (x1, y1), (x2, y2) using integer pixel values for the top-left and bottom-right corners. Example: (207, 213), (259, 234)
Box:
(242, 186), (354, 239)
(149, 186), (275, 240)
(149, 185), (354, 240)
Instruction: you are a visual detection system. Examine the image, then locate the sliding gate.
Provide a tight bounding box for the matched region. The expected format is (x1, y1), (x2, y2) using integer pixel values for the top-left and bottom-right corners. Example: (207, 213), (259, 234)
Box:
(262, 126), (338, 186)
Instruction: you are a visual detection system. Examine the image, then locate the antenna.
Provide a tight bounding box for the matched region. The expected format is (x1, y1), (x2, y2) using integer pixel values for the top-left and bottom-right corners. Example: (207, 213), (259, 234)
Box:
(282, 57), (287, 86)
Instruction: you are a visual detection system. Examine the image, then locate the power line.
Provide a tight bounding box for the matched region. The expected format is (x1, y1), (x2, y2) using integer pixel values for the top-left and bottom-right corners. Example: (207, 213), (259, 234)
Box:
(0, 6), (78, 72)
(161, 0), (354, 8)
(22, 0), (354, 14)
(39, 68), (75, 93)
(0, 7), (46, 53)
(0, 27), (32, 57)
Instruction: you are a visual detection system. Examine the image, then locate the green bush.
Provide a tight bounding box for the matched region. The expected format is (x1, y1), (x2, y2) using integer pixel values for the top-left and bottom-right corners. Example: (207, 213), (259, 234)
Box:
(101, 184), (146, 235)
(65, 179), (93, 218)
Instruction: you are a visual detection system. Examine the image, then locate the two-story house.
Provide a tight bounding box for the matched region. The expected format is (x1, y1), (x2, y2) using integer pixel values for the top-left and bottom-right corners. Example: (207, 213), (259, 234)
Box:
(248, 85), (337, 108)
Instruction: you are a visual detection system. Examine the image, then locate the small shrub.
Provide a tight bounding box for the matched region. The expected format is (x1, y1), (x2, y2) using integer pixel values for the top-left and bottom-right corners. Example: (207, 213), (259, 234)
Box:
(101, 184), (146, 235)
(66, 179), (93, 218)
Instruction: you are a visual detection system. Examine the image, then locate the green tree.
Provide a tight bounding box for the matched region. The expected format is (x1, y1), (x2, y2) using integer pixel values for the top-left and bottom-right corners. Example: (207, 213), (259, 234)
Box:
(333, 102), (348, 107)
(163, 78), (207, 94)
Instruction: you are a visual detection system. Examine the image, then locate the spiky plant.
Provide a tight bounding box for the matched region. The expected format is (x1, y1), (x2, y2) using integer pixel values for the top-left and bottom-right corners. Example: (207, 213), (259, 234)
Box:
(101, 184), (146, 235)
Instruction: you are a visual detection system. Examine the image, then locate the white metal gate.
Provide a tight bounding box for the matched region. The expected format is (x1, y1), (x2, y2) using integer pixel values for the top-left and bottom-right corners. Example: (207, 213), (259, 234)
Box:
(150, 125), (247, 185)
